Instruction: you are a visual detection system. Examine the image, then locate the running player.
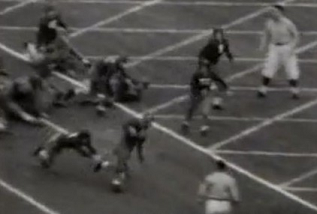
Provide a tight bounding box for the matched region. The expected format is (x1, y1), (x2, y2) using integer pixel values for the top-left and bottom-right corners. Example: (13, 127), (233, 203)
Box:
(198, 160), (240, 214)
(258, 4), (300, 99)
(33, 130), (103, 169)
(198, 28), (233, 110)
(94, 114), (154, 190)
(181, 66), (226, 136)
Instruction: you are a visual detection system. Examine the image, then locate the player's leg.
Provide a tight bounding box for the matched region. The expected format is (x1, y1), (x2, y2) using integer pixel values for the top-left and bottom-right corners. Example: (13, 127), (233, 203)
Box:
(284, 50), (300, 99)
(200, 93), (213, 136)
(182, 93), (203, 133)
(208, 67), (228, 110)
(258, 45), (280, 98)
(0, 107), (8, 132)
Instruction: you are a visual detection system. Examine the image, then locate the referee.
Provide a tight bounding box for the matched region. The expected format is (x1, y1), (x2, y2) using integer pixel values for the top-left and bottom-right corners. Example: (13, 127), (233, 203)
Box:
(198, 160), (240, 214)
(258, 4), (300, 99)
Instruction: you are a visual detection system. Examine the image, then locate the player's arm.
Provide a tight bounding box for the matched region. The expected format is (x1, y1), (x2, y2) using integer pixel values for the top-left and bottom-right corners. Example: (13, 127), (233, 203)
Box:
(136, 141), (144, 163)
(223, 40), (234, 62)
(197, 178), (211, 202)
(190, 72), (202, 95)
(259, 21), (271, 51)
(0, 57), (7, 76)
(56, 15), (68, 30)
(229, 178), (240, 204)
(288, 20), (300, 51)
(124, 122), (138, 137)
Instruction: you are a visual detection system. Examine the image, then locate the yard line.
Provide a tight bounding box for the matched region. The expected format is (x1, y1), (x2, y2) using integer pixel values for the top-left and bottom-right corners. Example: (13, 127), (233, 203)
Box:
(210, 98), (317, 151)
(69, 0), (163, 38)
(150, 85), (317, 92)
(216, 150), (317, 158)
(3, 0), (316, 8)
(4, 26), (317, 36)
(0, 0), (37, 16)
(2, 43), (317, 213)
(0, 180), (60, 214)
(88, 55), (317, 64)
(4, 25), (317, 38)
(153, 114), (317, 124)
(280, 167), (317, 187)
(284, 187), (317, 192)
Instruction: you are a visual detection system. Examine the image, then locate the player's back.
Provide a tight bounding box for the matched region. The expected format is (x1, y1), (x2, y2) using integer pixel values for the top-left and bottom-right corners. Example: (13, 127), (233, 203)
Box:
(204, 172), (237, 200)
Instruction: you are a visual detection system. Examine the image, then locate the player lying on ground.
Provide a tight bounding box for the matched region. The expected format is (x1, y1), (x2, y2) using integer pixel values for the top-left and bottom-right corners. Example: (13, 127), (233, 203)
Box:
(33, 130), (104, 169)
(94, 114), (154, 190)
(81, 56), (149, 114)
(198, 28), (234, 110)
(36, 3), (90, 77)
(181, 65), (229, 136)
(90, 56), (149, 102)
(0, 75), (47, 128)
(258, 4), (300, 99)
(198, 160), (240, 214)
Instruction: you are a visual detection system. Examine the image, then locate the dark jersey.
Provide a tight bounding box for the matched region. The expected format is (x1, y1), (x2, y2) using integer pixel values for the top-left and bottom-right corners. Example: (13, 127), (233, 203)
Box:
(199, 39), (233, 65)
(122, 118), (146, 152)
(190, 71), (213, 95)
(36, 15), (67, 46)
(55, 133), (88, 148)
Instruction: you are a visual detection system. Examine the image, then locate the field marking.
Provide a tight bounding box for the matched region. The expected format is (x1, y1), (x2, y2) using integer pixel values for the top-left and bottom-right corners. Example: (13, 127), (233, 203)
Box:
(280, 167), (317, 187)
(3, 26), (317, 37)
(69, 0), (163, 38)
(285, 187), (317, 192)
(150, 85), (317, 92)
(0, 0), (37, 16)
(216, 150), (317, 158)
(153, 114), (317, 124)
(0, 180), (60, 214)
(210, 98), (317, 150)
(143, 37), (317, 115)
(90, 56), (317, 64)
(2, 41), (317, 213)
(2, 0), (317, 7)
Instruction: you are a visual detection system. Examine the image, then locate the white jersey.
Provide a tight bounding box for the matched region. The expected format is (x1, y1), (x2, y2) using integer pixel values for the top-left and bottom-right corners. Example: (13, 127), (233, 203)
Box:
(199, 171), (239, 201)
(266, 17), (298, 45)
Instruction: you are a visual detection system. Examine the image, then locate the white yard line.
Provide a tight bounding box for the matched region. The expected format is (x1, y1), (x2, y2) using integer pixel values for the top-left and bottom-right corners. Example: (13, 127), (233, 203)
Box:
(0, 0), (37, 16)
(2, 0), (317, 7)
(2, 42), (317, 213)
(69, 0), (163, 38)
(150, 85), (317, 92)
(284, 187), (317, 192)
(280, 168), (317, 187)
(210, 99), (317, 150)
(153, 114), (317, 124)
(0, 180), (60, 214)
(216, 150), (317, 158)
(4, 26), (317, 36)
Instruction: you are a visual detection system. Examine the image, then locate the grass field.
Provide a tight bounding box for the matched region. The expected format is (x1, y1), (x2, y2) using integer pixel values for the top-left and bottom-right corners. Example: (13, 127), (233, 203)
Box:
(1, 0), (317, 213)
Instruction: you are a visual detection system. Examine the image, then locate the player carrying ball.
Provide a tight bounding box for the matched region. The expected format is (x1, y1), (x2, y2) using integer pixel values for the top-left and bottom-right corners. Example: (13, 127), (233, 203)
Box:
(94, 114), (154, 191)
(198, 28), (233, 110)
